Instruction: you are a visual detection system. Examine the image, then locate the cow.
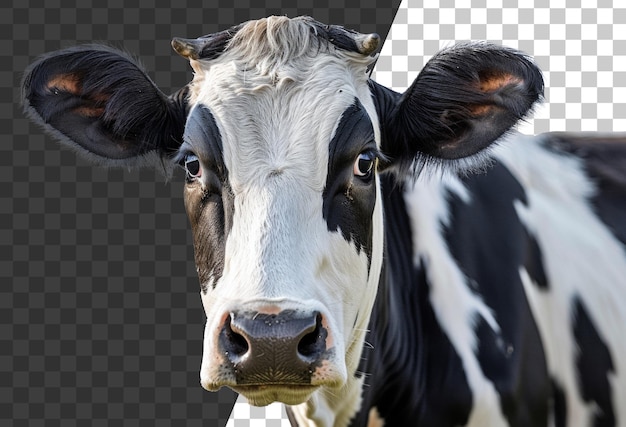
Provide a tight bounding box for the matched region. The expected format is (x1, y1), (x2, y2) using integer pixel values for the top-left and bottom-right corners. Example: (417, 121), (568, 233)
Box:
(21, 15), (626, 427)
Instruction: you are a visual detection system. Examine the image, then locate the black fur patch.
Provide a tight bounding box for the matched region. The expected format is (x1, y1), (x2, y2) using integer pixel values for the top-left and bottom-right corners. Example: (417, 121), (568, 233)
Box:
(572, 297), (615, 427)
(552, 378), (567, 427)
(524, 229), (549, 290)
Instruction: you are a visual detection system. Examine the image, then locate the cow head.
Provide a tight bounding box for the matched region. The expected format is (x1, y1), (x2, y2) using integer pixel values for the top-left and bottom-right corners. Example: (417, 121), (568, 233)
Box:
(22, 16), (542, 410)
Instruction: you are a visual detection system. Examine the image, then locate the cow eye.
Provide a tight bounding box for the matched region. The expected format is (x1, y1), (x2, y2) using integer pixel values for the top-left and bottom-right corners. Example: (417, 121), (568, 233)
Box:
(184, 153), (202, 180)
(353, 151), (375, 179)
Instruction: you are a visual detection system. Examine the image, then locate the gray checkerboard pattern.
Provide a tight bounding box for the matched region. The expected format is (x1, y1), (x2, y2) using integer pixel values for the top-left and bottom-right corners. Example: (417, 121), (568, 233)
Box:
(3, 1), (399, 426)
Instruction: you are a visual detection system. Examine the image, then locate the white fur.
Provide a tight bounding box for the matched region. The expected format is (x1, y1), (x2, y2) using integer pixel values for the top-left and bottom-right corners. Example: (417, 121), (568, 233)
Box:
(187, 17), (383, 427)
(403, 173), (509, 427)
(494, 132), (626, 426)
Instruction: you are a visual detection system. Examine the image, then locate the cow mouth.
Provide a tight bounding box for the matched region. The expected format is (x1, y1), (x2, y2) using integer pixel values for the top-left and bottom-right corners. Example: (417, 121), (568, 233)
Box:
(232, 384), (320, 406)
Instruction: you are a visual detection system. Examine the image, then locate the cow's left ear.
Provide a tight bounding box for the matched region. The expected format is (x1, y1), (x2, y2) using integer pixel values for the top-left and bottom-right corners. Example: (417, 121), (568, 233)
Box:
(373, 42), (543, 175)
(22, 44), (187, 168)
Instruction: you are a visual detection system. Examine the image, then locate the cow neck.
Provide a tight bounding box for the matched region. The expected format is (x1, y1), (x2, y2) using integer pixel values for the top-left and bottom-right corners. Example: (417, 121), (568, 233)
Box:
(347, 174), (427, 425)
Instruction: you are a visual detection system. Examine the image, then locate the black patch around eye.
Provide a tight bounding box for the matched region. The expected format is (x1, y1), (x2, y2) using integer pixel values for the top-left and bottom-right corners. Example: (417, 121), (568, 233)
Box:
(323, 98), (377, 263)
(178, 104), (234, 294)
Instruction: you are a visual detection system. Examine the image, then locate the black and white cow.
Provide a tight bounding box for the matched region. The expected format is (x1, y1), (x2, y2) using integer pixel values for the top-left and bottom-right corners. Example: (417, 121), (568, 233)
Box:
(22, 16), (626, 427)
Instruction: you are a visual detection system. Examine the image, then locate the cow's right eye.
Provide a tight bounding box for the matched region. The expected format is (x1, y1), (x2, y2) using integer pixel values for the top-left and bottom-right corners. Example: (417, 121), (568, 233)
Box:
(184, 153), (202, 180)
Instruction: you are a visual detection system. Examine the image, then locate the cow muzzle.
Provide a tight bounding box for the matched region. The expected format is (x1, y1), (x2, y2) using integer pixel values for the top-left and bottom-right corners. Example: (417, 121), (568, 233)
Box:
(201, 307), (344, 406)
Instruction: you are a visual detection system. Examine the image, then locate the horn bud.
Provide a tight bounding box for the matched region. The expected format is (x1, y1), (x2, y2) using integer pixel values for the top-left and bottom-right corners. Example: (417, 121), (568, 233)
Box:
(356, 33), (381, 56)
(321, 22), (381, 56)
(172, 25), (241, 60)
(171, 37), (204, 60)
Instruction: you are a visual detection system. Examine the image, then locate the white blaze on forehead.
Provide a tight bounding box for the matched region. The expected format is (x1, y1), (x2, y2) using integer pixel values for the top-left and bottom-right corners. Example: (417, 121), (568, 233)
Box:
(215, 86), (355, 194)
(198, 62), (370, 302)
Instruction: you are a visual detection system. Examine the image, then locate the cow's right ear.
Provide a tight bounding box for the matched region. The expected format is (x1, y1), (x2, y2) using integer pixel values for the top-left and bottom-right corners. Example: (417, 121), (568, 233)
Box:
(22, 45), (187, 168)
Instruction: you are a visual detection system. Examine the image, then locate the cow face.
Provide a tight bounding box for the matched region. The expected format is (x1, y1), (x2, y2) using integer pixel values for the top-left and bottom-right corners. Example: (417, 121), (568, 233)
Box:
(176, 19), (385, 405)
(22, 15), (542, 409)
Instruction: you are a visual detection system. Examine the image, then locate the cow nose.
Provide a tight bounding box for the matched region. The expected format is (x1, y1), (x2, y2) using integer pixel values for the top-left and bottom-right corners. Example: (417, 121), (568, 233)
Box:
(219, 309), (328, 385)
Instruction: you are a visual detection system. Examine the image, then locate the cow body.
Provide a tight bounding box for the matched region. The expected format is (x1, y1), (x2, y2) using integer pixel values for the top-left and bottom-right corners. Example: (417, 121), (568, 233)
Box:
(352, 132), (626, 426)
(22, 16), (626, 427)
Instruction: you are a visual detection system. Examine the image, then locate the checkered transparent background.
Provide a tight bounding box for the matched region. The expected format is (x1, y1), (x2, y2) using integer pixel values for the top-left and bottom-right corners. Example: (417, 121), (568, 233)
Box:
(4, 1), (625, 426)
(373, 0), (626, 134)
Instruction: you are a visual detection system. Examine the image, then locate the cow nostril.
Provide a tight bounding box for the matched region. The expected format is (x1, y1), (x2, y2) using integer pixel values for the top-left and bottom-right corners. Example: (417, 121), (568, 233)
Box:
(297, 312), (325, 360)
(222, 314), (249, 359)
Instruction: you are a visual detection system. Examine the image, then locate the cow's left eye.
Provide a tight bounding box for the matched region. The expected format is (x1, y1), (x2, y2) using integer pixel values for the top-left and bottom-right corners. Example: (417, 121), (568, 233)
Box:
(354, 151), (375, 179)
(184, 153), (202, 180)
